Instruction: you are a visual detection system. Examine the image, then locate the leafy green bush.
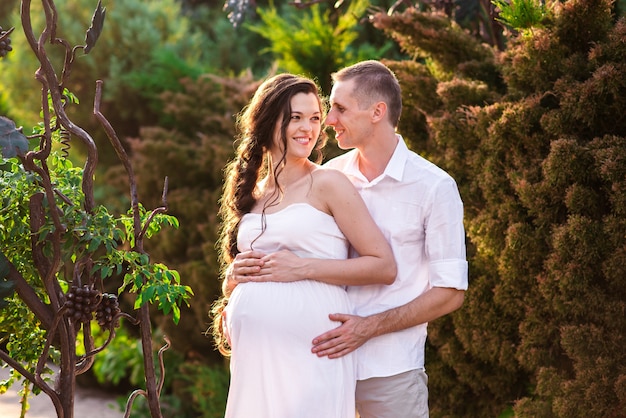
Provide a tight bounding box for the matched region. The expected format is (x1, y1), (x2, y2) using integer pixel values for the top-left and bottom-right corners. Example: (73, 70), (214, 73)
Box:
(250, 0), (393, 94)
(492, 0), (550, 31)
(174, 362), (230, 418)
(76, 321), (213, 418)
(182, 4), (272, 76)
(75, 321), (144, 388)
(376, 2), (626, 416)
(1, 58), (196, 416)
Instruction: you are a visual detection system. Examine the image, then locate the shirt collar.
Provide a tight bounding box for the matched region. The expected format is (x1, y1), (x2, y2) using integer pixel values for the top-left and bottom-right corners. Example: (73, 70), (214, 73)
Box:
(384, 134), (409, 181)
(343, 134), (408, 183)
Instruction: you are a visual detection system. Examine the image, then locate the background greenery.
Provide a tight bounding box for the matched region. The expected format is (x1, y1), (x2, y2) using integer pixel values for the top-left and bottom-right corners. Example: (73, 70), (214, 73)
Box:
(2, 0), (626, 416)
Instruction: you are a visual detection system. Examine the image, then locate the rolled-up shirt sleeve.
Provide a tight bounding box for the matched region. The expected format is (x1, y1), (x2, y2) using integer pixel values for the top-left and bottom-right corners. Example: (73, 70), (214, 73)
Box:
(426, 177), (468, 290)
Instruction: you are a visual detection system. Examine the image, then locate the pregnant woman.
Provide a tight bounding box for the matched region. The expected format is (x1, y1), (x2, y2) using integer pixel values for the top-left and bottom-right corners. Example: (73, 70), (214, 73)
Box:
(211, 73), (396, 418)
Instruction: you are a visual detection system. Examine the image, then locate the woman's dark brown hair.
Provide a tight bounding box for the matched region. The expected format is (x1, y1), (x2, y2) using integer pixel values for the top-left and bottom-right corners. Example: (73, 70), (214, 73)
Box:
(211, 74), (326, 355)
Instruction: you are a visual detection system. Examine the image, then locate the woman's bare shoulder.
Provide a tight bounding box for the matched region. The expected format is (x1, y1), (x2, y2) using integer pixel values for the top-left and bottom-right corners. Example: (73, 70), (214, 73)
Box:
(309, 166), (355, 198)
(310, 165), (349, 183)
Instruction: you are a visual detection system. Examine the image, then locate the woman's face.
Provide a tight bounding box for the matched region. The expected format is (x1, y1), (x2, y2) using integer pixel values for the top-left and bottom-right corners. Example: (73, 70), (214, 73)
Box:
(272, 92), (321, 161)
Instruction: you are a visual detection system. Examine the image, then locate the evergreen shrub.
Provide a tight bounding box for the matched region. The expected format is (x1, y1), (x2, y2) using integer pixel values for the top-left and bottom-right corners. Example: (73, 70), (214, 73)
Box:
(374, 1), (626, 416)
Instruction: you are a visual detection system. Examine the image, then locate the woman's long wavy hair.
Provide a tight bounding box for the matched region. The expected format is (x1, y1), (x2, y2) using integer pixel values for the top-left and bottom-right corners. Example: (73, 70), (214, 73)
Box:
(211, 74), (327, 355)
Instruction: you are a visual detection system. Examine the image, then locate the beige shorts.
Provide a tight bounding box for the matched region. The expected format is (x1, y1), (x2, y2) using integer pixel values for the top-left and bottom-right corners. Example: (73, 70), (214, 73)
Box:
(355, 369), (429, 418)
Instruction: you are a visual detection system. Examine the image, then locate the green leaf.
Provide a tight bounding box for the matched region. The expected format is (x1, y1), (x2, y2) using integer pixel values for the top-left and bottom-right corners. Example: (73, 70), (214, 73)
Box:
(492, 0), (547, 30)
(184, 285), (194, 296)
(0, 117), (29, 158)
(100, 265), (112, 279)
(134, 293), (143, 309)
(171, 304), (180, 325)
(143, 286), (156, 303)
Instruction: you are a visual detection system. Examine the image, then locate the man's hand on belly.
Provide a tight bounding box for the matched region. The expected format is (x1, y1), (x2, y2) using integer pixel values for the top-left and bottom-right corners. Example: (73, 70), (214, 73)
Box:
(311, 313), (372, 359)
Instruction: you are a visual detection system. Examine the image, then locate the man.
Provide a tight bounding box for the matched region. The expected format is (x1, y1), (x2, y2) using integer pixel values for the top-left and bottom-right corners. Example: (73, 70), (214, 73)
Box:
(227, 60), (468, 417)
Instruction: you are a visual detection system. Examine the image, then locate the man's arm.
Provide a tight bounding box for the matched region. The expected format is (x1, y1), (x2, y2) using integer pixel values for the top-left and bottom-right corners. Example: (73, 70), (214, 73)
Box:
(311, 287), (465, 358)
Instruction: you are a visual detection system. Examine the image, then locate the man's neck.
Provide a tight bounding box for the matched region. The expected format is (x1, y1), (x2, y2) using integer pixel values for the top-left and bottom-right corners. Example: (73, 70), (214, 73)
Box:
(356, 132), (398, 182)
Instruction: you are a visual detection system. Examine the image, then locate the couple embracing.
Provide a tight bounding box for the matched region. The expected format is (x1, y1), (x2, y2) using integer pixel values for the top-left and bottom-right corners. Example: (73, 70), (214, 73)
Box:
(212, 60), (468, 418)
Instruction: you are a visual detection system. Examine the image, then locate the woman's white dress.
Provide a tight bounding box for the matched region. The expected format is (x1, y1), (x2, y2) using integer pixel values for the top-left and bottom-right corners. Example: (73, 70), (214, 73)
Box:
(224, 203), (356, 418)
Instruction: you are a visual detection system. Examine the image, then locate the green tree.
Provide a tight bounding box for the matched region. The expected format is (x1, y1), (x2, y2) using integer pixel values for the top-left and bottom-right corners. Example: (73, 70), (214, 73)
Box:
(1, 1), (192, 416)
(250, 0), (376, 94)
(0, 0), (214, 167)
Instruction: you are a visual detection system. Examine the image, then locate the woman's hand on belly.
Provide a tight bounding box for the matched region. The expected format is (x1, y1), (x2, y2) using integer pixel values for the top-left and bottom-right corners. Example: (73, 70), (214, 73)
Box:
(244, 250), (308, 283)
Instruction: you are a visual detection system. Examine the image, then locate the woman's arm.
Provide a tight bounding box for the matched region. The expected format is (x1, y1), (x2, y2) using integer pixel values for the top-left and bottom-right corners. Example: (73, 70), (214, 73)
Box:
(250, 168), (396, 286)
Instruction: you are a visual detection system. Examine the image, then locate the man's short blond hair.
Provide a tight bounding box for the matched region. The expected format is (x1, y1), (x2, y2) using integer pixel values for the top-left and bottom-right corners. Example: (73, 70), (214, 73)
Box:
(332, 60), (402, 127)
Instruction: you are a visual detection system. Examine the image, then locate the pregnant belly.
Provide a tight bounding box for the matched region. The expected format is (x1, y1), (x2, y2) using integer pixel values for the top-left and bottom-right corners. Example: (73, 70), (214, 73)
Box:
(225, 280), (350, 344)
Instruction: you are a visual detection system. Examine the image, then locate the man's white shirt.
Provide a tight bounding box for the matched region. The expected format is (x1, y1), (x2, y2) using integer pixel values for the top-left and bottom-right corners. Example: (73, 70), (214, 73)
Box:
(325, 135), (468, 380)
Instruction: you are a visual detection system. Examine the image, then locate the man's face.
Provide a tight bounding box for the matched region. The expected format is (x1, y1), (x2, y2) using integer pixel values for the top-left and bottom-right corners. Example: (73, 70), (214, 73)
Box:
(326, 79), (373, 150)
